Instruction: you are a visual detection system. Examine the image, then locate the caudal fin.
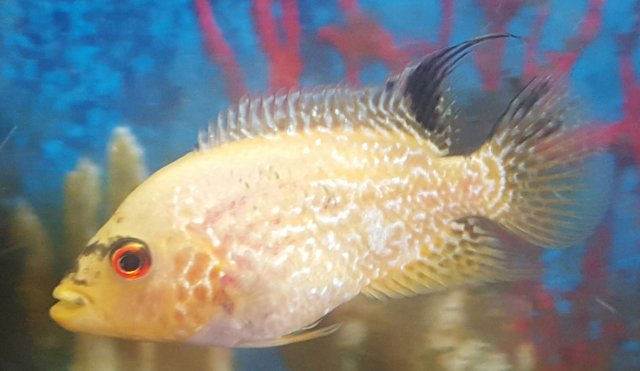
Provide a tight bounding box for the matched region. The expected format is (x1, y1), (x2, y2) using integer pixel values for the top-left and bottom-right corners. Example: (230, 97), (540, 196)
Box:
(480, 78), (613, 248)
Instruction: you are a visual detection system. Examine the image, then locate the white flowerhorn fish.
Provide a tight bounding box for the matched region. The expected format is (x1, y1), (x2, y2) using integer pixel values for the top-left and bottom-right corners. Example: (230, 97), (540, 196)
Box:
(50, 34), (609, 347)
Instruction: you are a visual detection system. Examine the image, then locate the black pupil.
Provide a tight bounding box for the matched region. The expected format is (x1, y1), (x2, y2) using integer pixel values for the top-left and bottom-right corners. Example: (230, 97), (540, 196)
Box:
(119, 251), (142, 272)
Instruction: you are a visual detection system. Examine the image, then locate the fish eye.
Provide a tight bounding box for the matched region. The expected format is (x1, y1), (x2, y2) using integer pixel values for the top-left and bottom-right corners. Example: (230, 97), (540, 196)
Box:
(110, 239), (151, 279)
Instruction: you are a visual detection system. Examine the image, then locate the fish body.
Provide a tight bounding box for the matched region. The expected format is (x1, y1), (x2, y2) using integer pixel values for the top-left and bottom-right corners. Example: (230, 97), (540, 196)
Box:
(50, 35), (608, 347)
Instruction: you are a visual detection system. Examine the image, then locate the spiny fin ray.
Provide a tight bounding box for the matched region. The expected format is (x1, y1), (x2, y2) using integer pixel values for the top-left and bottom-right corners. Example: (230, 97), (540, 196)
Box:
(197, 34), (515, 154)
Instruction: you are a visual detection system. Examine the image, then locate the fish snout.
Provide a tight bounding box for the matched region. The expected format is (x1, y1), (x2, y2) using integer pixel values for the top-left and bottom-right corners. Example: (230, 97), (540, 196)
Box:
(52, 284), (89, 309)
(50, 282), (93, 327)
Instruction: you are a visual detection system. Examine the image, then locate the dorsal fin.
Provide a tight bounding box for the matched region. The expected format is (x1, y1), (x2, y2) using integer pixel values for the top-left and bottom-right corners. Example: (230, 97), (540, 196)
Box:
(196, 34), (515, 153)
(196, 85), (430, 151)
(390, 33), (516, 155)
(197, 87), (358, 150)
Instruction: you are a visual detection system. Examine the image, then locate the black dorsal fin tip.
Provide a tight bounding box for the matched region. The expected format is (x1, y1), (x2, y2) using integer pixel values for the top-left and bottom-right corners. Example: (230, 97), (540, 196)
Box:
(403, 33), (517, 135)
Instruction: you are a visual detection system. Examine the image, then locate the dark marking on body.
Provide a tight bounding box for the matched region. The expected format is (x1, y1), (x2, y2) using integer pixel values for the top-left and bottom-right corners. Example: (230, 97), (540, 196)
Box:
(197, 197), (248, 230)
(65, 239), (117, 276)
(321, 185), (336, 210)
(67, 236), (148, 281)
(71, 277), (88, 286)
(222, 300), (234, 315)
(78, 236), (146, 261)
(65, 260), (81, 277)
(267, 165), (281, 180)
(80, 241), (111, 259)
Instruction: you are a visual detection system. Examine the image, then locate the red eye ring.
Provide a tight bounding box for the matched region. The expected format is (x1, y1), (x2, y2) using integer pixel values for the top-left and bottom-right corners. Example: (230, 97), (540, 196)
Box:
(110, 240), (151, 279)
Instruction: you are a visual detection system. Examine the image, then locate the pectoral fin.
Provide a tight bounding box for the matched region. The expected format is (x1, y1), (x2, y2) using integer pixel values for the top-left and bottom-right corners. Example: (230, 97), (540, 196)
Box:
(237, 322), (341, 348)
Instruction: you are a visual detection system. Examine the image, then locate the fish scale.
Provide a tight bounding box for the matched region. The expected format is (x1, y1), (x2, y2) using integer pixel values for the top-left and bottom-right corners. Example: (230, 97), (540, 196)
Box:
(176, 128), (504, 343)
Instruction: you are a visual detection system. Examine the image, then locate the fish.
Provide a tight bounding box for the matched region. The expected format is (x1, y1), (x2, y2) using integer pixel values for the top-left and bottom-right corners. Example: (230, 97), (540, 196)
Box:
(50, 34), (610, 348)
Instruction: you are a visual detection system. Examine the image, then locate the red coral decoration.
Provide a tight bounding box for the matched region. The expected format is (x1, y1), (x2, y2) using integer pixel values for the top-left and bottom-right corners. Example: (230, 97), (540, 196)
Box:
(612, 14), (640, 167)
(521, 0), (603, 82)
(474, 0), (527, 91)
(545, 0), (604, 75)
(316, 0), (408, 85)
(251, 0), (303, 90)
(194, 0), (304, 96)
(522, 3), (550, 81)
(317, 0), (452, 85)
(193, 0), (247, 100)
(566, 0), (640, 169)
(477, 0), (604, 90)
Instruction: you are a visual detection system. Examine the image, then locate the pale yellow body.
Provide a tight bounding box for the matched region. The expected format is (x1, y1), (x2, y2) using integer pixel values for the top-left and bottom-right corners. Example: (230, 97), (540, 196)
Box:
(50, 35), (606, 347)
(53, 125), (502, 346)
(178, 128), (501, 346)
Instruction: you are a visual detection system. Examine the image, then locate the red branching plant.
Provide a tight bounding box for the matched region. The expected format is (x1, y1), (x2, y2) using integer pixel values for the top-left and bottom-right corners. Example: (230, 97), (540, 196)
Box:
(545, 0), (604, 75)
(611, 6), (640, 168)
(522, 0), (604, 79)
(565, 0), (640, 169)
(193, 0), (247, 101)
(476, 0), (604, 91)
(561, 225), (615, 370)
(317, 0), (453, 85)
(509, 223), (625, 370)
(252, 0), (303, 90)
(522, 3), (550, 81)
(474, 0), (527, 91)
(439, 0), (454, 50)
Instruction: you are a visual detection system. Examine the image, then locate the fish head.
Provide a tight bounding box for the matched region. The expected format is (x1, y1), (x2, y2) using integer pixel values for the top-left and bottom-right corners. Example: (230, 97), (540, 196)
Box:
(49, 235), (170, 340)
(50, 164), (240, 343)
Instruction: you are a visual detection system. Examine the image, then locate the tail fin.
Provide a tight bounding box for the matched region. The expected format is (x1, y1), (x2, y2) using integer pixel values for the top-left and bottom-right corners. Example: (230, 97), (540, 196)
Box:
(479, 78), (613, 248)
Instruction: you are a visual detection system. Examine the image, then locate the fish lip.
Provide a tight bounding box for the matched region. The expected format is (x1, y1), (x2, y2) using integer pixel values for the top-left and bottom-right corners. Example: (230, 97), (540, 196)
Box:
(51, 285), (90, 311)
(50, 283), (107, 335)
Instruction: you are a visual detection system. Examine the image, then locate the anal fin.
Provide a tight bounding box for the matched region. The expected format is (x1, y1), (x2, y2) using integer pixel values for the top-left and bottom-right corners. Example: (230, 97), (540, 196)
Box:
(362, 217), (532, 299)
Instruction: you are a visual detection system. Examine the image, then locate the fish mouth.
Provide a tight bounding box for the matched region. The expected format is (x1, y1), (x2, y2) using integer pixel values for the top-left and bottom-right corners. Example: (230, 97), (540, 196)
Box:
(50, 285), (91, 323)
